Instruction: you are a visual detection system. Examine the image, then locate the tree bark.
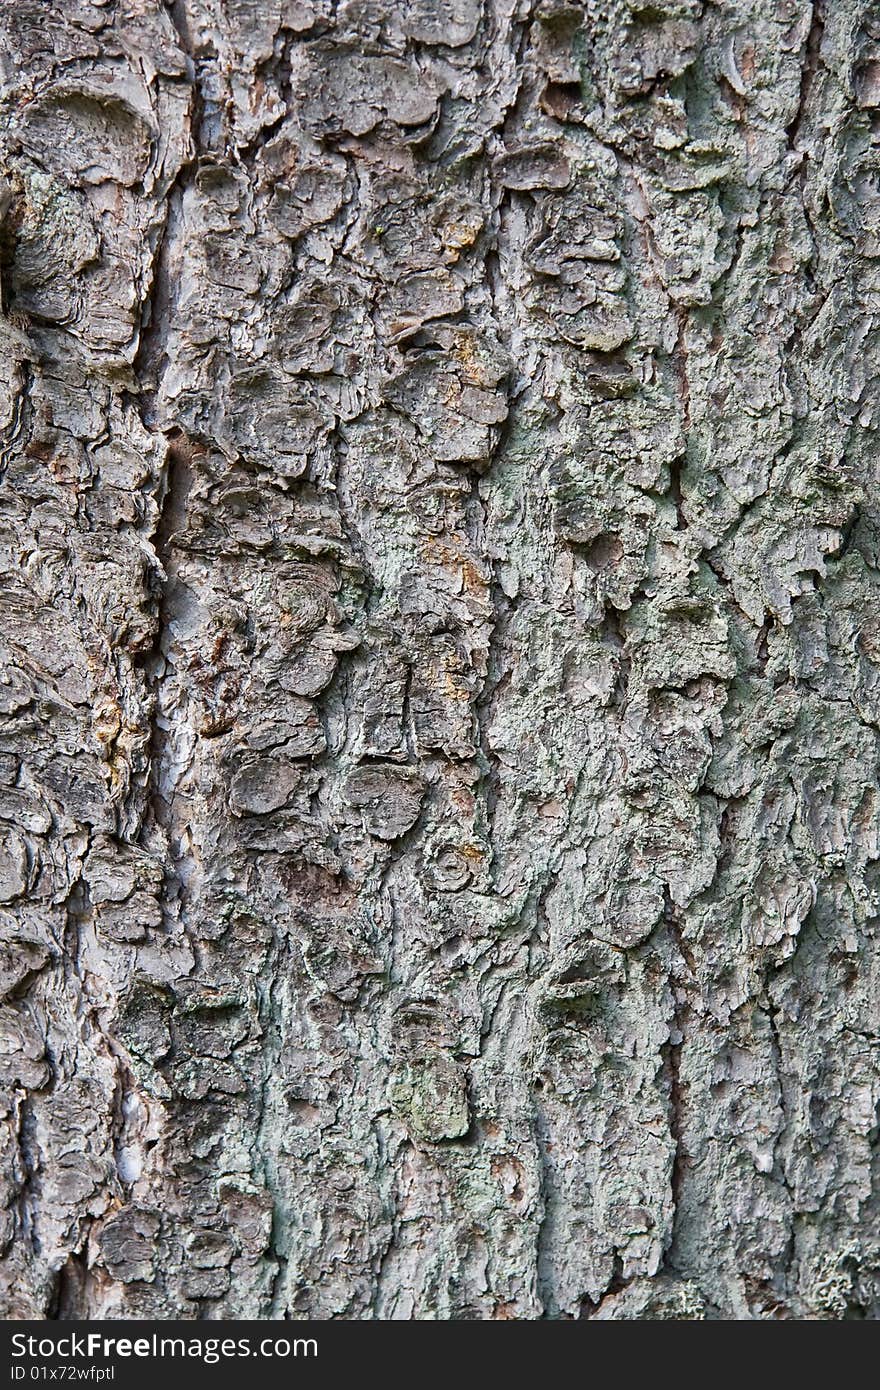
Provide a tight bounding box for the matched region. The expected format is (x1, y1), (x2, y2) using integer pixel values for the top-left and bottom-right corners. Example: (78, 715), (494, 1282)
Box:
(1, 0), (879, 1320)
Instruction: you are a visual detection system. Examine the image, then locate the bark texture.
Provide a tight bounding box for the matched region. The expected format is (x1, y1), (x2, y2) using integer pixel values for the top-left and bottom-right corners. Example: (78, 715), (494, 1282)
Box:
(1, 0), (880, 1321)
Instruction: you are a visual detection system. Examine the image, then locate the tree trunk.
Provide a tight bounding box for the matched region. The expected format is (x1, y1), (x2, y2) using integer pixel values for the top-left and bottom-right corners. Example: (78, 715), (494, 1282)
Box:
(1, 0), (878, 1321)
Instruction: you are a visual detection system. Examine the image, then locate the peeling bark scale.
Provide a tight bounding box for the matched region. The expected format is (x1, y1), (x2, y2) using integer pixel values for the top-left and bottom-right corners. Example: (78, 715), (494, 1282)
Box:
(0, 0), (879, 1322)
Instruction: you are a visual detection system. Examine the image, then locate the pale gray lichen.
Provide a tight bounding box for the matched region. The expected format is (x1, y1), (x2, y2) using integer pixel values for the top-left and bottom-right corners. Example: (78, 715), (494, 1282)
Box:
(0, 0), (878, 1322)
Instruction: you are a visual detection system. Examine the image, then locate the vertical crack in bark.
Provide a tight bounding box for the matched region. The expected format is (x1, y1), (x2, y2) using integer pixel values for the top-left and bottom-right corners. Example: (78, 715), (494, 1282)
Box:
(12, 1092), (38, 1258)
(255, 954), (290, 1316)
(662, 887), (694, 1273)
(132, 26), (202, 931)
(47, 1248), (89, 1321)
(787, 2), (826, 158)
(142, 432), (197, 931)
(670, 310), (691, 533)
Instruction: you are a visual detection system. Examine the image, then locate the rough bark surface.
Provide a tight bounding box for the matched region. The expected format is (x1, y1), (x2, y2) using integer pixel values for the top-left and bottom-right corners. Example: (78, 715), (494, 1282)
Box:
(1, 0), (879, 1321)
